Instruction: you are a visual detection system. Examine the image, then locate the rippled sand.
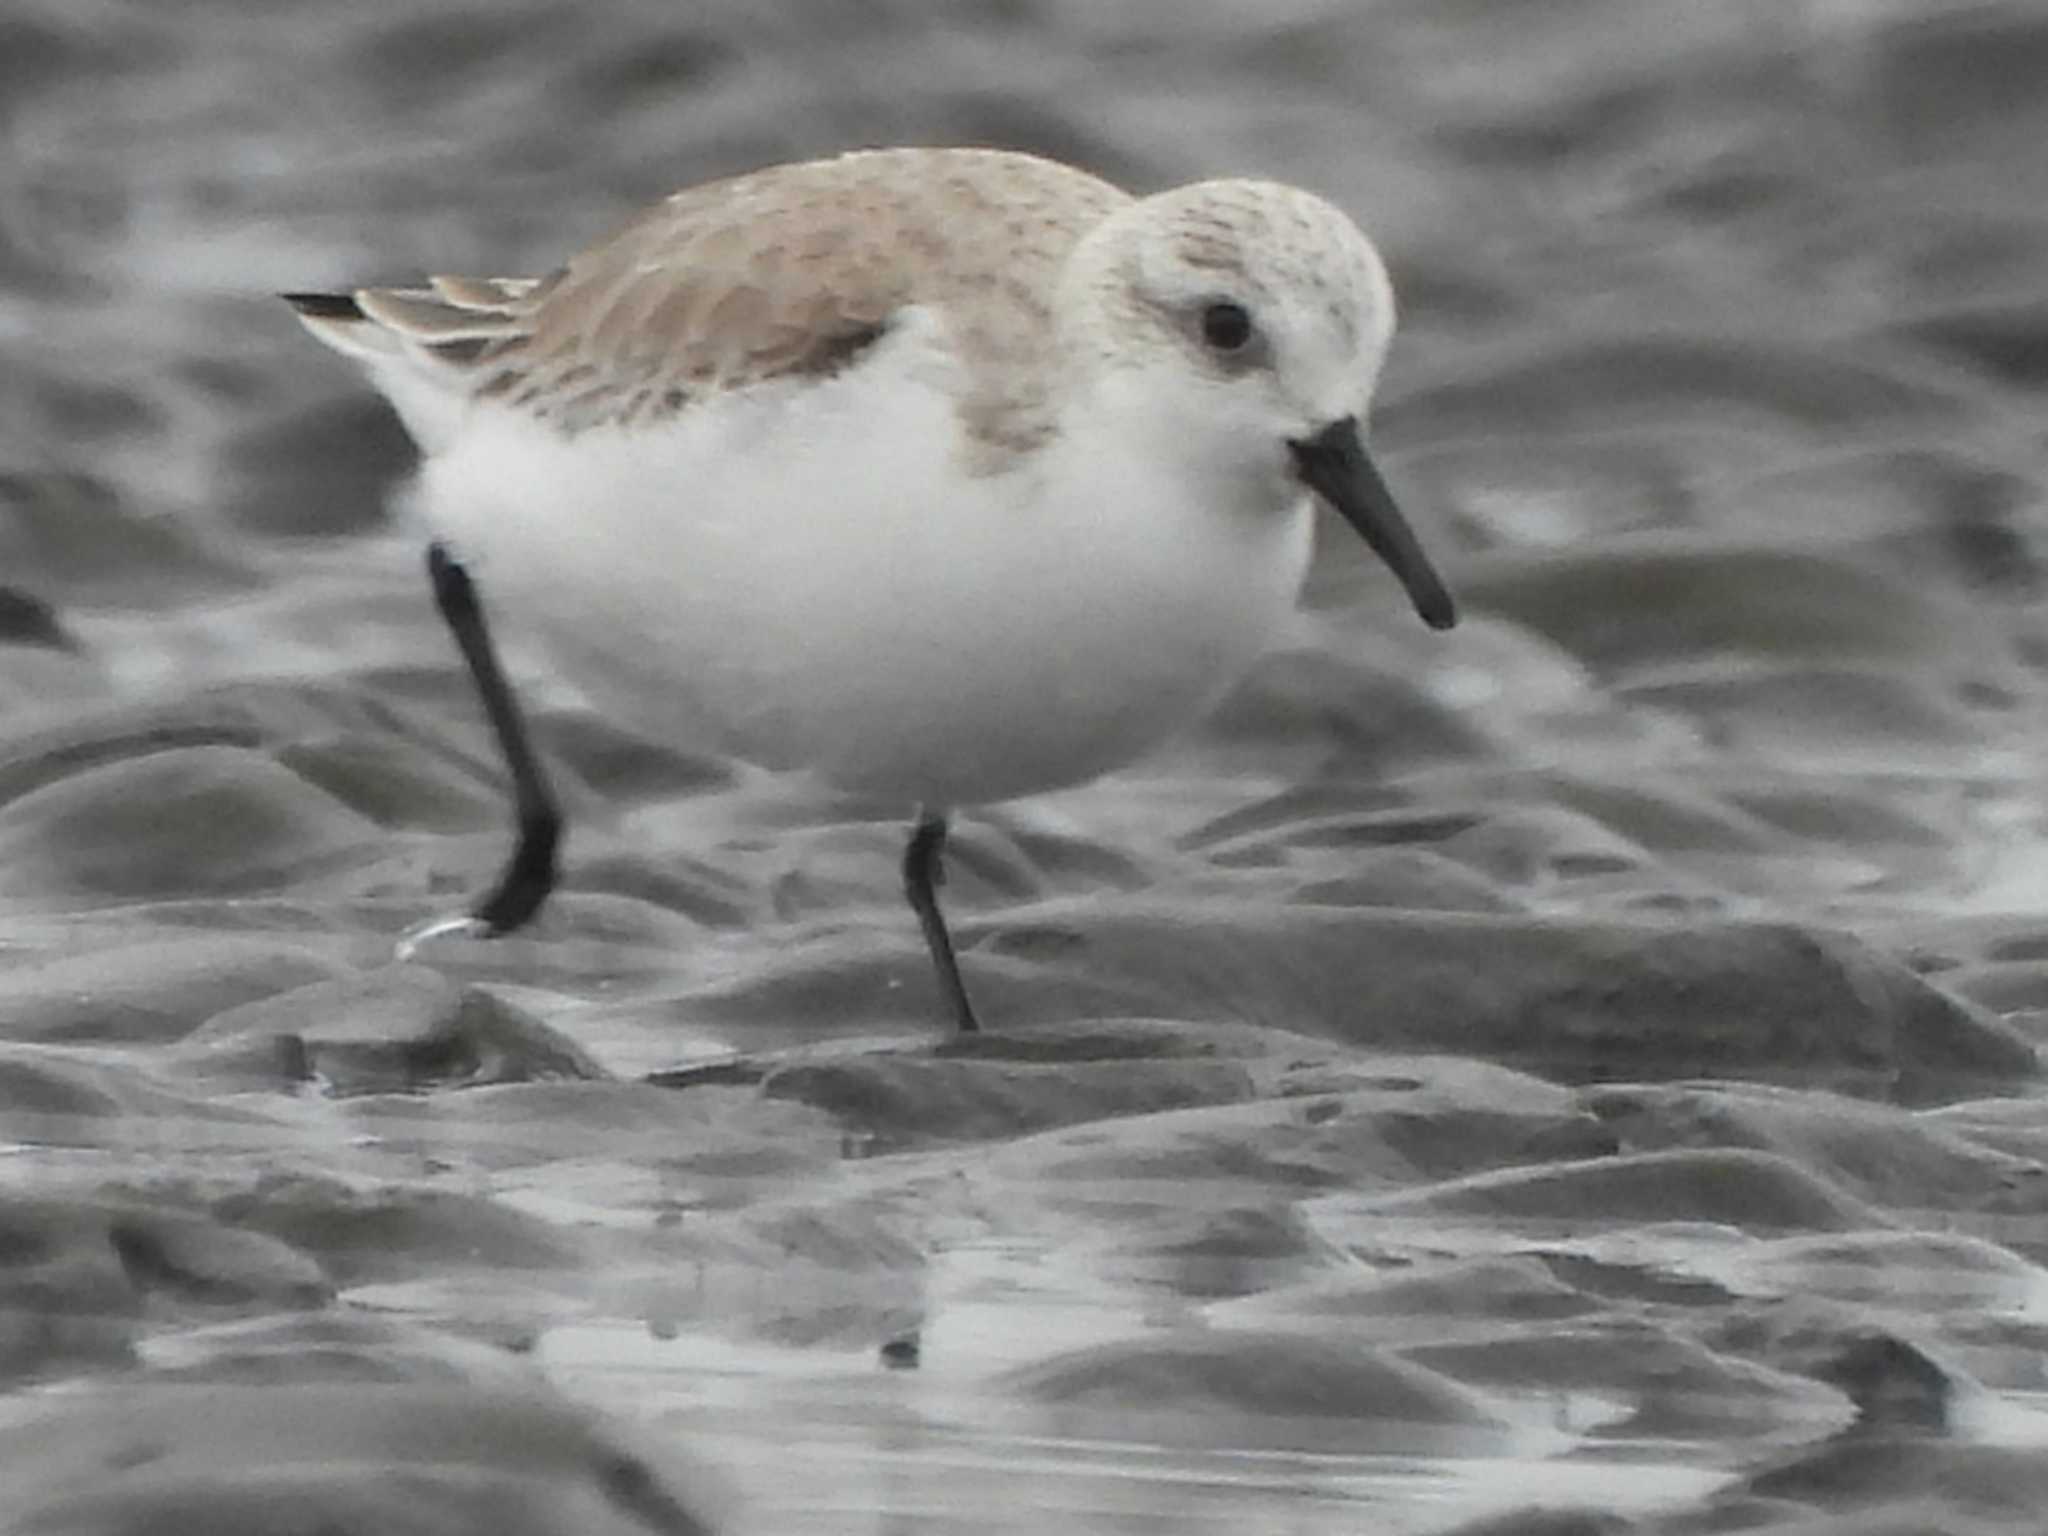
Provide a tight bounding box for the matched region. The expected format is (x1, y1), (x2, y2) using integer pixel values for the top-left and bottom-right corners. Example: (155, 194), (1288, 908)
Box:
(6, 1), (2048, 1531)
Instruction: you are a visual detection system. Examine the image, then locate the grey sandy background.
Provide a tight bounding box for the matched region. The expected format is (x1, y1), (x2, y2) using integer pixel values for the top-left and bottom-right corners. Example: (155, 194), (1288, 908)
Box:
(6, 0), (2048, 1531)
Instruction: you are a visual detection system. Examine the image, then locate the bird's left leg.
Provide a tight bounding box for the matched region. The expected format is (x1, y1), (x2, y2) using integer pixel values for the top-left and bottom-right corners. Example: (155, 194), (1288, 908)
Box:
(401, 540), (562, 953)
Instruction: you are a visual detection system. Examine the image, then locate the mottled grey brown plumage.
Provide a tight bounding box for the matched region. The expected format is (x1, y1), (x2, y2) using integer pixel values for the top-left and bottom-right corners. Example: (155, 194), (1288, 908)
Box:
(298, 148), (1128, 442)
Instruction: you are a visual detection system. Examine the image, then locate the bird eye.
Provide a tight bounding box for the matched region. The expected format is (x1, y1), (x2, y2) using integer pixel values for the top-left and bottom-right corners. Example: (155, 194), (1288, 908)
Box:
(1199, 300), (1254, 353)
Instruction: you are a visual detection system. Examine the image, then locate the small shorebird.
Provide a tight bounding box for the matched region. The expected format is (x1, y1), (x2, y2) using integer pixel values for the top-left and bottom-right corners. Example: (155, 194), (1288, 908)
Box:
(286, 146), (1455, 1033)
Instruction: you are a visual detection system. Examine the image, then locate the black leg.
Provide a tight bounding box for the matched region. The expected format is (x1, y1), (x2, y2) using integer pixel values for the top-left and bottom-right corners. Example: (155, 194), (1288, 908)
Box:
(902, 809), (980, 1033)
(426, 541), (561, 935)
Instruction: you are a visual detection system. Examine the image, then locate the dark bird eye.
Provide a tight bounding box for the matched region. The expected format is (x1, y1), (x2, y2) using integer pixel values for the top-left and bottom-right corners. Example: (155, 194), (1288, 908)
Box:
(1200, 301), (1254, 353)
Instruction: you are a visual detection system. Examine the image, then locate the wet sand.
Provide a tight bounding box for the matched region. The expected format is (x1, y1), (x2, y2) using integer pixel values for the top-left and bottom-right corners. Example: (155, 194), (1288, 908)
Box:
(5, 0), (2048, 1530)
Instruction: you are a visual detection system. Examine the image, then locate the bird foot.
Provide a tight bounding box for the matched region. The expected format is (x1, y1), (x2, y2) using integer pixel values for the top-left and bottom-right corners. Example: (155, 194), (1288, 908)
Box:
(395, 910), (497, 961)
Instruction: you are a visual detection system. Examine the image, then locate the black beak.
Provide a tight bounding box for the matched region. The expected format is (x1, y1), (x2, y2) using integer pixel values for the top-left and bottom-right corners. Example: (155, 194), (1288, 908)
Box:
(1288, 417), (1456, 630)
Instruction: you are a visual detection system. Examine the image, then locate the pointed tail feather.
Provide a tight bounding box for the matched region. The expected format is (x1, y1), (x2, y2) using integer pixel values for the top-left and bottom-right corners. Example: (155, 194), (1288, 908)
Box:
(281, 291), (366, 320)
(281, 286), (520, 452)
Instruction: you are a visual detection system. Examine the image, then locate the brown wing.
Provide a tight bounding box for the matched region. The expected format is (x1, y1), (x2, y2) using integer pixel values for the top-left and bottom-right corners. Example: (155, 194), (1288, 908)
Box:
(344, 148), (1130, 437)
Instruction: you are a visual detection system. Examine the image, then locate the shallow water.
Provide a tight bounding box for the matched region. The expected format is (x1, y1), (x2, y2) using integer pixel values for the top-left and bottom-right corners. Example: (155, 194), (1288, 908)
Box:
(5, 0), (2048, 1531)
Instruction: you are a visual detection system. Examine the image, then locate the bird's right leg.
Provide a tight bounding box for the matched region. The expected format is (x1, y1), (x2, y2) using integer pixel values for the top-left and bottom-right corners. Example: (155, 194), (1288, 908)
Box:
(401, 540), (562, 953)
(902, 808), (981, 1033)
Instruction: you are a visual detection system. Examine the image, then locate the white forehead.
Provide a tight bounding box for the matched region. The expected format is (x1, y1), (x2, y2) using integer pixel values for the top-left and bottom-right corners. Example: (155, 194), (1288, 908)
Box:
(1121, 178), (1395, 354)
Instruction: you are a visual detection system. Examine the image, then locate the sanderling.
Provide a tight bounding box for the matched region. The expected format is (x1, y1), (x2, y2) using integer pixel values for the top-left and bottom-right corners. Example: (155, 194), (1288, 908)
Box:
(286, 146), (1456, 1033)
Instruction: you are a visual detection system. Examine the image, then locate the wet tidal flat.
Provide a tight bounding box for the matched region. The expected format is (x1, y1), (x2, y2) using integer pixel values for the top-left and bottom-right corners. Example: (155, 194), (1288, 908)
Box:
(7, 0), (2048, 1531)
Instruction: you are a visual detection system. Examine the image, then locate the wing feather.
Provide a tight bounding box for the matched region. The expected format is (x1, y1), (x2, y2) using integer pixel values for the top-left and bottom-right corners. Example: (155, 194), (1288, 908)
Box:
(289, 148), (1129, 443)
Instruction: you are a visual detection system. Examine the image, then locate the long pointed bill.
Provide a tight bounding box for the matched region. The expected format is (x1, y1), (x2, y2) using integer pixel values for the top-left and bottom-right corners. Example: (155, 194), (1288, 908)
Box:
(1288, 417), (1456, 630)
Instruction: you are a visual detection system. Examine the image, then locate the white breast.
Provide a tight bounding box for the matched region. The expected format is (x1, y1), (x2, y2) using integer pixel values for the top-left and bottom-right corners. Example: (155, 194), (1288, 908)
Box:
(416, 322), (1315, 807)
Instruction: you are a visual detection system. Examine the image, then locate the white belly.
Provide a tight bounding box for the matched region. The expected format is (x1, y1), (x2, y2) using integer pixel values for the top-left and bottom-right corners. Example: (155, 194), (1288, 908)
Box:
(417, 351), (1314, 808)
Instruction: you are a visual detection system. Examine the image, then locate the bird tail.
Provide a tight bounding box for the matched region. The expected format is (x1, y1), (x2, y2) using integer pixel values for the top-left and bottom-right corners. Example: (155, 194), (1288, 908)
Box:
(281, 278), (538, 452)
